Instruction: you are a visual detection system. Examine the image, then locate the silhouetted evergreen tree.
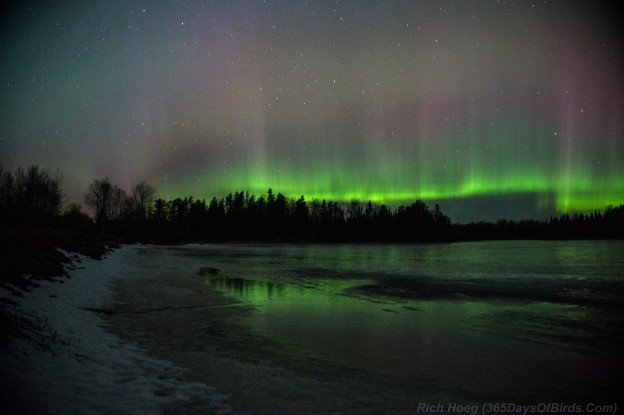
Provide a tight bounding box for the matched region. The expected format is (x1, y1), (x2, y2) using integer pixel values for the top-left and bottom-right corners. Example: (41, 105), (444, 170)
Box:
(188, 198), (208, 238)
(292, 195), (309, 240)
(394, 200), (435, 241)
(207, 197), (225, 238)
(246, 194), (265, 238)
(152, 198), (169, 223)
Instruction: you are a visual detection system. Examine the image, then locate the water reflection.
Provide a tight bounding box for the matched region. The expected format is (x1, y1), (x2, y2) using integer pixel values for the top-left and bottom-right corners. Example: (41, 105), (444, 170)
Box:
(208, 277), (287, 301)
(196, 241), (624, 403)
(206, 274), (622, 402)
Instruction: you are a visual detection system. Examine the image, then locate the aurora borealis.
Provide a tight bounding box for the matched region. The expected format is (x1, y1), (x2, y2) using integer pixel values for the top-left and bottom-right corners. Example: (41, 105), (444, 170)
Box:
(1, 1), (623, 222)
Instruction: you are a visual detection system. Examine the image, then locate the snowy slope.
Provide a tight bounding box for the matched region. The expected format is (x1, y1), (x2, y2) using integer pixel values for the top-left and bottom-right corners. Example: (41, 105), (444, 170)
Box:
(0, 245), (230, 414)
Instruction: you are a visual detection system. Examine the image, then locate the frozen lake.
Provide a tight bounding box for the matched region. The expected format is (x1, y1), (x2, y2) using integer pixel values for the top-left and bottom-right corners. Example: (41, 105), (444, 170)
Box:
(3, 241), (623, 413)
(110, 241), (623, 411)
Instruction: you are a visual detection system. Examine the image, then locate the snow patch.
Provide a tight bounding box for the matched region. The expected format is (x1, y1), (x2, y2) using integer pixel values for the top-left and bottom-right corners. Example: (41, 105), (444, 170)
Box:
(0, 245), (230, 414)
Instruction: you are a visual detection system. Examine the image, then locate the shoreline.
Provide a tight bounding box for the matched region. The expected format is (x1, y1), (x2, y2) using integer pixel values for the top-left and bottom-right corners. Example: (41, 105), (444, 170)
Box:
(0, 245), (230, 414)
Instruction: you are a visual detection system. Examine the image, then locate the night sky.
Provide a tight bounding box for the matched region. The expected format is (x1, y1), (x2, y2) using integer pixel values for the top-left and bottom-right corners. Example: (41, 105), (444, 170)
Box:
(1, 1), (623, 222)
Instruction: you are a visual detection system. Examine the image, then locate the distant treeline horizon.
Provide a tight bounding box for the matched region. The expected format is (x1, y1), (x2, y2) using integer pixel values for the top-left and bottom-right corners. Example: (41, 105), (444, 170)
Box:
(1, 164), (623, 242)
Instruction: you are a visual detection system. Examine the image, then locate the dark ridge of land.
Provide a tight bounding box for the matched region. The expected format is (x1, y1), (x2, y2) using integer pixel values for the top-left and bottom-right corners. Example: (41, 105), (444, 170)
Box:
(99, 198), (624, 243)
(0, 225), (117, 346)
(0, 225), (117, 294)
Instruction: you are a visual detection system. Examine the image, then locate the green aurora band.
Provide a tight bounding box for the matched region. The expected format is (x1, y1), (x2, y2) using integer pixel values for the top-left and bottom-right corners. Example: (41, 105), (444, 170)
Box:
(178, 163), (624, 214)
(164, 119), (624, 214)
(1, 1), (623, 220)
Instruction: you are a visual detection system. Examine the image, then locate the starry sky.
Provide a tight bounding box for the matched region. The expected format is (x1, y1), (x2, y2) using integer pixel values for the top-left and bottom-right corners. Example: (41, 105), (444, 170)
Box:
(1, 1), (623, 222)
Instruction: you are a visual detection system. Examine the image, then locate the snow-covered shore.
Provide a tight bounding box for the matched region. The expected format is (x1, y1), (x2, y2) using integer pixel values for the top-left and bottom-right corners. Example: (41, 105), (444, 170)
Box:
(0, 245), (230, 414)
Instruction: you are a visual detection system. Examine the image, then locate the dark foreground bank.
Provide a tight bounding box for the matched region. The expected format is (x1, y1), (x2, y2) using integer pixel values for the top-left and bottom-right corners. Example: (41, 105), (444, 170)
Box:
(1, 245), (231, 414)
(0, 225), (115, 291)
(0, 225), (118, 348)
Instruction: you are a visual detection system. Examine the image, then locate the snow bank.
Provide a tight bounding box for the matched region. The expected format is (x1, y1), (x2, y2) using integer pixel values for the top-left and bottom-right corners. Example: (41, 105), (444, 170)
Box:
(0, 245), (230, 414)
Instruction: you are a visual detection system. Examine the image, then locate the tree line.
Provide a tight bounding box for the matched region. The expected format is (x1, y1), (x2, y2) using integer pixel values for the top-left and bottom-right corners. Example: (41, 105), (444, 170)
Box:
(1, 164), (623, 241)
(452, 209), (624, 240)
(80, 175), (451, 242)
(141, 189), (452, 242)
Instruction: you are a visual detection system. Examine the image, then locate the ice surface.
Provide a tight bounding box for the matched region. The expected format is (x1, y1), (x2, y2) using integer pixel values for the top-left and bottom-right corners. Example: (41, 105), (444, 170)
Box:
(0, 245), (230, 414)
